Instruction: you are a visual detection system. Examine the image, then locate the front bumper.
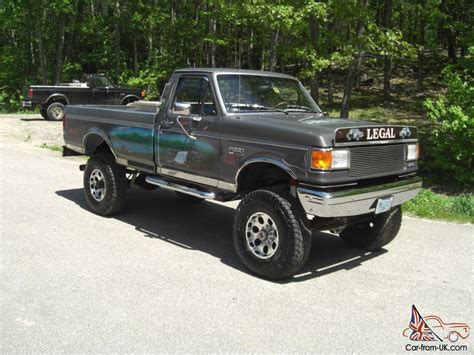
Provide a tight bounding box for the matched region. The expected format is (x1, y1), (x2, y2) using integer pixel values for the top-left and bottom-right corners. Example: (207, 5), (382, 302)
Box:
(22, 100), (32, 107)
(297, 176), (422, 218)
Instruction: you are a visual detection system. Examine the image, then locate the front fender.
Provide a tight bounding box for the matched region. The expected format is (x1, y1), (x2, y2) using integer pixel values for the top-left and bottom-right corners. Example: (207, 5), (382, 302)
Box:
(236, 156), (298, 181)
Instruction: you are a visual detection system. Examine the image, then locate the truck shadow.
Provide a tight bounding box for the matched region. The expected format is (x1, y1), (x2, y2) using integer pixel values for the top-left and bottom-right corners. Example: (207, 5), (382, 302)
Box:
(20, 118), (48, 122)
(55, 187), (387, 283)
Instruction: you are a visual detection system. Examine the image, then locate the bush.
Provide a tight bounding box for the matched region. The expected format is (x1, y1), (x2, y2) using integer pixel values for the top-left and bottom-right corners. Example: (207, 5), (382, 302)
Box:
(423, 66), (474, 189)
(403, 189), (473, 223)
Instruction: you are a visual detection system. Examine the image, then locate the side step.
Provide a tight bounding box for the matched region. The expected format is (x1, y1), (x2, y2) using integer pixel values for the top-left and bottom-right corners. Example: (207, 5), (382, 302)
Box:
(145, 176), (216, 200)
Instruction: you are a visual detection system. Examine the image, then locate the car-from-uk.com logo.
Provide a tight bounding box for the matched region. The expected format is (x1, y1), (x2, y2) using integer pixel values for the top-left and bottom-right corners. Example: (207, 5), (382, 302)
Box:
(403, 305), (470, 352)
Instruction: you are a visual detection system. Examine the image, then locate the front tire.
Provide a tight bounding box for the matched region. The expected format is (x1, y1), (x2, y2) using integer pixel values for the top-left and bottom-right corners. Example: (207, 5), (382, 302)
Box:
(40, 105), (49, 120)
(46, 102), (66, 121)
(83, 154), (127, 216)
(340, 206), (402, 250)
(233, 189), (311, 279)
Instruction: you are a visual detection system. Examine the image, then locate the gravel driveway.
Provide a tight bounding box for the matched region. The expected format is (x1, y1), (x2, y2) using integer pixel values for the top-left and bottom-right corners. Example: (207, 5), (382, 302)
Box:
(0, 113), (64, 148)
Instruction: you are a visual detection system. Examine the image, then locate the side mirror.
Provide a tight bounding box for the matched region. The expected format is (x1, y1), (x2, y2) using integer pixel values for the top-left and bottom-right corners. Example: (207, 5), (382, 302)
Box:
(173, 102), (191, 116)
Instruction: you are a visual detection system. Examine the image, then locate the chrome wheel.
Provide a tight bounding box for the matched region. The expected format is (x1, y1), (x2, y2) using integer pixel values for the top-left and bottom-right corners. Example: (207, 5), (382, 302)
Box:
(245, 212), (279, 259)
(89, 168), (106, 201)
(48, 103), (65, 120)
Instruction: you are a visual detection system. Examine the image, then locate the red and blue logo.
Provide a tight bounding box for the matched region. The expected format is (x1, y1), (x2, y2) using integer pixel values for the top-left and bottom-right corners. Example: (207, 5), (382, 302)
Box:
(402, 305), (470, 343)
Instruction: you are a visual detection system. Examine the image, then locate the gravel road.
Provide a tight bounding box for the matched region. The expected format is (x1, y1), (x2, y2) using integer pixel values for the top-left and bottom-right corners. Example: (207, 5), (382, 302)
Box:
(1, 114), (472, 352)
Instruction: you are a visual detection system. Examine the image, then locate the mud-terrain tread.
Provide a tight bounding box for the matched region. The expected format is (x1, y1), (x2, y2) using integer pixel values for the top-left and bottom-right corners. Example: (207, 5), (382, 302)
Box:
(340, 206), (402, 250)
(83, 153), (127, 216)
(233, 189), (311, 279)
(40, 106), (49, 120)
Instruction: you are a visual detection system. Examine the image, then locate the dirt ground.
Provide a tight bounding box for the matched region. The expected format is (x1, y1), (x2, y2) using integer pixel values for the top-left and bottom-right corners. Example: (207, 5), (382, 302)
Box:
(1, 114), (64, 149)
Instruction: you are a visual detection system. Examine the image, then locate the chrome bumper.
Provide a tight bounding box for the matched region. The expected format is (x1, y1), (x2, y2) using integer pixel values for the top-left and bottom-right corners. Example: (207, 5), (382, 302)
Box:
(297, 176), (422, 218)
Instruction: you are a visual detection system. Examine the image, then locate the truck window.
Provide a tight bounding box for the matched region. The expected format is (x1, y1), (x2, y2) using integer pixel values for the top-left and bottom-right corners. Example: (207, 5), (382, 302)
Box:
(93, 77), (113, 88)
(172, 77), (216, 116)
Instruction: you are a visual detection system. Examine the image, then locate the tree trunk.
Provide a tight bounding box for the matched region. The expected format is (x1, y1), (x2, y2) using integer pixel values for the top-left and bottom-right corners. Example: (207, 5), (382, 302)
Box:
(416, 15), (425, 91)
(269, 28), (279, 72)
(54, 13), (66, 84)
(327, 65), (334, 107)
(447, 29), (457, 62)
(341, 4), (366, 118)
(211, 18), (216, 67)
(114, 0), (121, 84)
(382, 0), (392, 108)
(37, 8), (48, 84)
(340, 53), (362, 118)
(310, 77), (319, 104)
(133, 37), (138, 75)
(309, 14), (320, 102)
(247, 26), (253, 69)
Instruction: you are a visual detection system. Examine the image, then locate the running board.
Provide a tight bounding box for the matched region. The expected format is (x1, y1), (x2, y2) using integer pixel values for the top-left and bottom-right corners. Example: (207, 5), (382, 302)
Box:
(145, 176), (216, 200)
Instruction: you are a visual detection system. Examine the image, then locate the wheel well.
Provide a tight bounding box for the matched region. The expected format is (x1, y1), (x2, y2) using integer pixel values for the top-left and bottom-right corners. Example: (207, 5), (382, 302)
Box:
(122, 96), (139, 105)
(84, 135), (113, 156)
(237, 162), (293, 193)
(46, 95), (68, 106)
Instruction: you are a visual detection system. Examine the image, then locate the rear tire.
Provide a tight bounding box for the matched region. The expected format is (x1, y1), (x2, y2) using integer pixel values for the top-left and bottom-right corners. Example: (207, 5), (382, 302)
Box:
(46, 101), (66, 121)
(233, 189), (311, 280)
(340, 207), (402, 250)
(40, 105), (49, 120)
(83, 154), (127, 216)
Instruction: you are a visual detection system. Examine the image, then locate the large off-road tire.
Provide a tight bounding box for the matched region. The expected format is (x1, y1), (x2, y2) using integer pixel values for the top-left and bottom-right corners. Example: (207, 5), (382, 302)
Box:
(175, 191), (204, 203)
(83, 154), (127, 216)
(46, 101), (66, 121)
(233, 189), (312, 280)
(340, 206), (402, 250)
(40, 105), (49, 120)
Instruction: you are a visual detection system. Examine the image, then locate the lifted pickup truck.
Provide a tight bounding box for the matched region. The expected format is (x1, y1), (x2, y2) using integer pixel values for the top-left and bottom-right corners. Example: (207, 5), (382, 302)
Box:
(63, 68), (422, 279)
(22, 74), (144, 121)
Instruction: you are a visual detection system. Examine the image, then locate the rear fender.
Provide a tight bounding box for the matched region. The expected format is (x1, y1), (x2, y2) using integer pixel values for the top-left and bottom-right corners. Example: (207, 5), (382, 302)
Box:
(46, 93), (69, 105)
(82, 130), (116, 159)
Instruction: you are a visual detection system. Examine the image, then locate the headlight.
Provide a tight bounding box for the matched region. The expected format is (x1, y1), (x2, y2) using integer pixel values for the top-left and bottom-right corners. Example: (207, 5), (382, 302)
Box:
(311, 149), (349, 170)
(407, 143), (419, 161)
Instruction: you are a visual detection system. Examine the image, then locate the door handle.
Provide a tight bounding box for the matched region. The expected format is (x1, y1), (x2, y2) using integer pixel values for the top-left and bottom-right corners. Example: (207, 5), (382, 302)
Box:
(160, 119), (174, 129)
(176, 116), (201, 140)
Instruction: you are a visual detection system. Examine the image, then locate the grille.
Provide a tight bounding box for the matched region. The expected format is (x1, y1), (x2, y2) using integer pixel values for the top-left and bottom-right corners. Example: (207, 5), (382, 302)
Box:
(349, 144), (405, 178)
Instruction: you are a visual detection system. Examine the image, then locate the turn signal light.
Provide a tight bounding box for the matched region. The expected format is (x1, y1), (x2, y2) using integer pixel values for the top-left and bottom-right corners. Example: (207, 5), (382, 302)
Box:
(141, 90), (145, 98)
(311, 150), (332, 170)
(311, 149), (350, 170)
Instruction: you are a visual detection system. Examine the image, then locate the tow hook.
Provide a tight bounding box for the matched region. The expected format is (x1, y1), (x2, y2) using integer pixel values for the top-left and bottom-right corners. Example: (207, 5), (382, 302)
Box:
(79, 164), (86, 171)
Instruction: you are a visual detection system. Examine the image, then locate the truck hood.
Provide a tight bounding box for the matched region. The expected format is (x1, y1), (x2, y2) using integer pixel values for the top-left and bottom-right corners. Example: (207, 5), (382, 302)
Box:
(231, 113), (417, 147)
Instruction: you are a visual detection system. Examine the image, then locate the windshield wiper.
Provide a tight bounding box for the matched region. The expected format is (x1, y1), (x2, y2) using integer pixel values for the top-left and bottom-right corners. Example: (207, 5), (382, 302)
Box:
(283, 104), (321, 113)
(230, 103), (289, 115)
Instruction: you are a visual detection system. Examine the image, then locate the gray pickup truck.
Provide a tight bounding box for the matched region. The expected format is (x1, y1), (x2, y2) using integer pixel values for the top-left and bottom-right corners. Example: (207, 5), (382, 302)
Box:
(63, 68), (422, 279)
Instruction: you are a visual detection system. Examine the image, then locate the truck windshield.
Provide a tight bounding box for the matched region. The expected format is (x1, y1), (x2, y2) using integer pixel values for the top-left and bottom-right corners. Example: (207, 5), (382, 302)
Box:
(216, 74), (321, 114)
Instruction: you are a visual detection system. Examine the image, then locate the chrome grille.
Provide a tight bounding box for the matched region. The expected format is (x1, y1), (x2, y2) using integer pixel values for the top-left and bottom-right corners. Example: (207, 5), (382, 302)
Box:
(349, 144), (406, 178)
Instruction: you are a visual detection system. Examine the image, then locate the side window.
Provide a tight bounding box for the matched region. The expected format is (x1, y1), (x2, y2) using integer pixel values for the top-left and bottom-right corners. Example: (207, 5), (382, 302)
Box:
(172, 77), (216, 116)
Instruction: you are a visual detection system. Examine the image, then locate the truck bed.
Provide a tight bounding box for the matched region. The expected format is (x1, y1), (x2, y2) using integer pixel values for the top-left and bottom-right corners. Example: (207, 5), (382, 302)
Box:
(64, 102), (161, 172)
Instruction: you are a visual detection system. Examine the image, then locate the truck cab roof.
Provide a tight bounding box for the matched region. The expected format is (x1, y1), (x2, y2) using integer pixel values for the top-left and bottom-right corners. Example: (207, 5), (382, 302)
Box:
(174, 68), (296, 80)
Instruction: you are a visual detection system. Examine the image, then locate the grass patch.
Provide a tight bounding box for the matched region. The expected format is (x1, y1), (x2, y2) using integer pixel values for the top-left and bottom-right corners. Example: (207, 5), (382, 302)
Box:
(39, 143), (63, 152)
(402, 189), (473, 224)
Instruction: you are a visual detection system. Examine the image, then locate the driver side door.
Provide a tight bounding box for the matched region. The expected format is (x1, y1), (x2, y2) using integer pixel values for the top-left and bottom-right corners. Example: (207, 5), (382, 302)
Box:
(157, 75), (221, 187)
